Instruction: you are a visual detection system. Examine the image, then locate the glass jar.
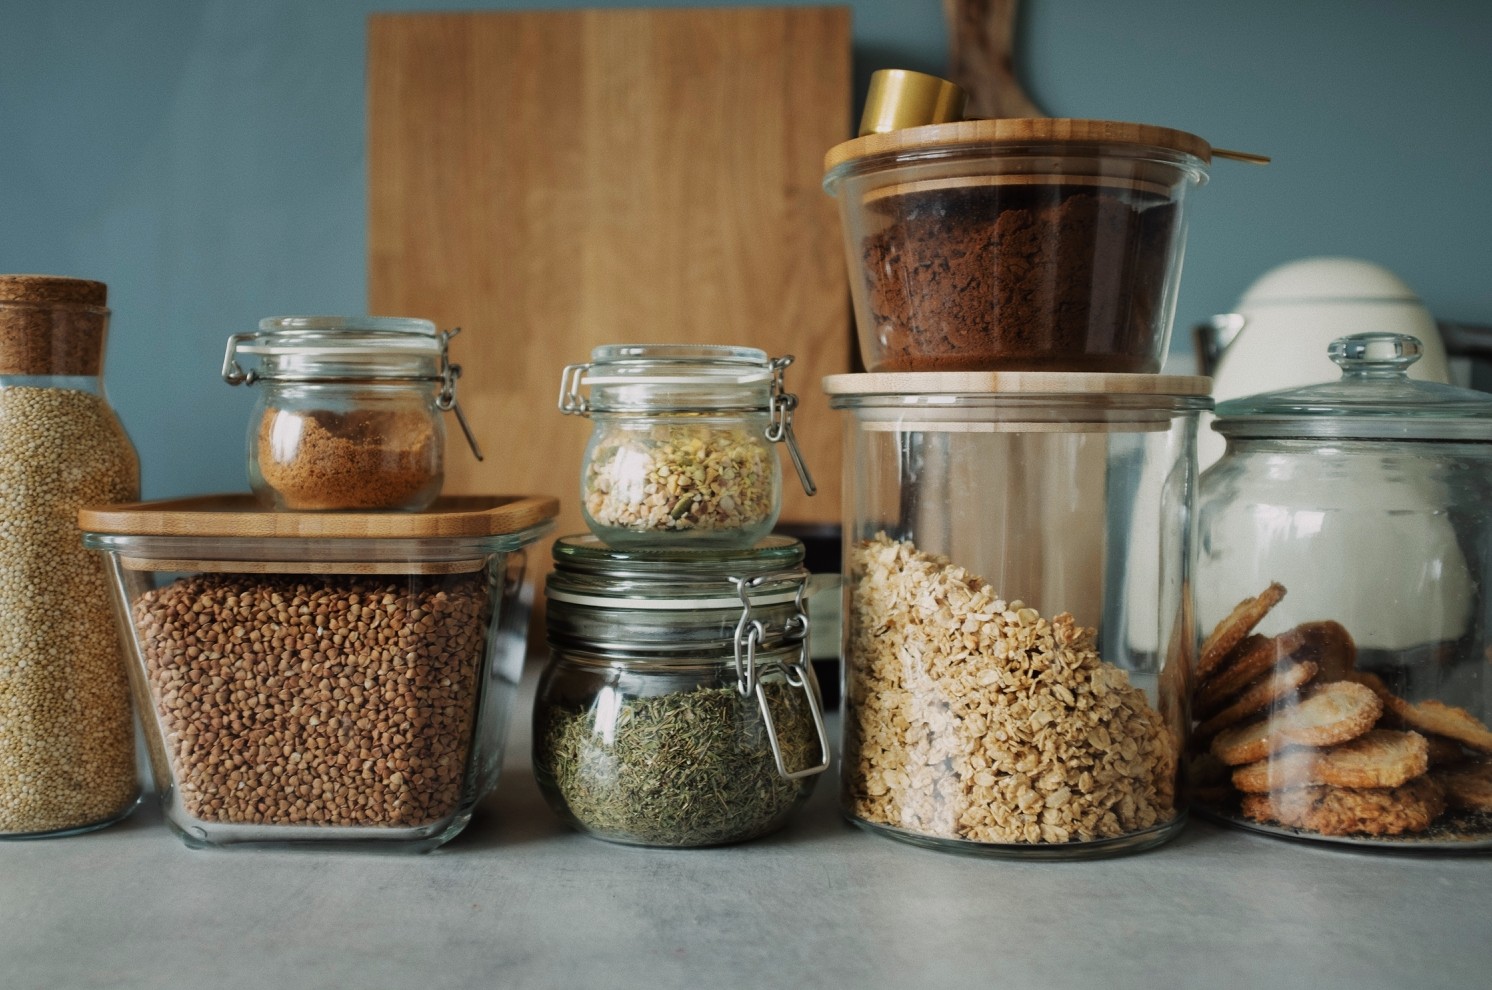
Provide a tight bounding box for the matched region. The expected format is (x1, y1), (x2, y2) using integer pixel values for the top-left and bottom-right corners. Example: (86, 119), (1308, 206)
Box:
(823, 119), (1212, 373)
(534, 534), (830, 846)
(1195, 333), (1492, 849)
(79, 494), (557, 850)
(827, 369), (1210, 858)
(0, 274), (141, 839)
(223, 316), (484, 512)
(558, 345), (816, 549)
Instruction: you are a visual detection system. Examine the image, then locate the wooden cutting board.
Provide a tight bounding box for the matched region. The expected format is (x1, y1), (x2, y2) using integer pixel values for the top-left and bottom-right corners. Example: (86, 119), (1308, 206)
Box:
(367, 8), (852, 568)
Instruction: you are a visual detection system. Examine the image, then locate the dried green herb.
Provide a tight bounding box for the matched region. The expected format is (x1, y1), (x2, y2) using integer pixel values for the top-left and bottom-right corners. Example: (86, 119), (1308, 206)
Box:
(539, 681), (821, 846)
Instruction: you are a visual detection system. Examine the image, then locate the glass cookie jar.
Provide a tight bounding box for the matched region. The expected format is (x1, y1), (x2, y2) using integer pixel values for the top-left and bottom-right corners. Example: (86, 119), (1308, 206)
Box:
(79, 494), (557, 850)
(827, 369), (1211, 858)
(223, 316), (484, 512)
(534, 535), (831, 846)
(557, 345), (816, 549)
(1194, 333), (1492, 849)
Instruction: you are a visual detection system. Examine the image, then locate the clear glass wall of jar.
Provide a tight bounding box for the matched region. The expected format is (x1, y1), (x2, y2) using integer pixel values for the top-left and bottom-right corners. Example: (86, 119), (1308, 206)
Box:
(827, 371), (1210, 858)
(223, 317), (484, 512)
(534, 535), (831, 846)
(558, 345), (816, 549)
(1195, 334), (1492, 848)
(0, 275), (141, 838)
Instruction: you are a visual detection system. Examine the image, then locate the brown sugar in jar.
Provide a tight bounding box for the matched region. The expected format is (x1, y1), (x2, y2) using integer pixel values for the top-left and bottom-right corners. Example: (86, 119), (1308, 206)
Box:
(257, 407), (441, 511)
(859, 182), (1180, 373)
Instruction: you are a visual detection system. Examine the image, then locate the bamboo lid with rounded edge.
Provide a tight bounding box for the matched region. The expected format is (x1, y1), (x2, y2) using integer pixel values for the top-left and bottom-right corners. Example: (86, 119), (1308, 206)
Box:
(0, 274), (108, 308)
(822, 371), (1212, 397)
(78, 493), (560, 539)
(824, 118), (1213, 174)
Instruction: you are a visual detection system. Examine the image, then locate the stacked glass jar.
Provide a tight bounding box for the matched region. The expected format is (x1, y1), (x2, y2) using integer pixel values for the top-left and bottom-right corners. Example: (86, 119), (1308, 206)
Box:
(542, 345), (828, 846)
(821, 104), (1223, 857)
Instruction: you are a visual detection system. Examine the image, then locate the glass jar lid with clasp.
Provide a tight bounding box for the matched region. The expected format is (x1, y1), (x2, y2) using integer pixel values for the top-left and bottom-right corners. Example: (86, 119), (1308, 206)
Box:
(221, 317), (483, 511)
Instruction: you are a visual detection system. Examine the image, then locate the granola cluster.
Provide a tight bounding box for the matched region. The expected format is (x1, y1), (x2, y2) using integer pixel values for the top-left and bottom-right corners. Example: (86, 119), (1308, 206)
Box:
(846, 535), (1177, 844)
(583, 420), (774, 534)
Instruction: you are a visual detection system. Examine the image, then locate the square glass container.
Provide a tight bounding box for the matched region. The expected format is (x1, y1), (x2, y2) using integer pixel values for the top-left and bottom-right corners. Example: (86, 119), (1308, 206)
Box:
(78, 494), (556, 851)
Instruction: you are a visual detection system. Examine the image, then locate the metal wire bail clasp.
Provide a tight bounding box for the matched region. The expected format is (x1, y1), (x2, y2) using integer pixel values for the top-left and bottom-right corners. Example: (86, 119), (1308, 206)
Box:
(221, 332), (259, 386)
(729, 570), (831, 781)
(558, 363), (594, 416)
(766, 355), (817, 496)
(436, 328), (484, 462)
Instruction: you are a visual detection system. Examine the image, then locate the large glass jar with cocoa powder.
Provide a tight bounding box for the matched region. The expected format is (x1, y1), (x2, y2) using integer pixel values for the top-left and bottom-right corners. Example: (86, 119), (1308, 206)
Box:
(823, 120), (1214, 374)
(0, 274), (141, 839)
(79, 494), (556, 850)
(827, 369), (1210, 858)
(223, 317), (483, 512)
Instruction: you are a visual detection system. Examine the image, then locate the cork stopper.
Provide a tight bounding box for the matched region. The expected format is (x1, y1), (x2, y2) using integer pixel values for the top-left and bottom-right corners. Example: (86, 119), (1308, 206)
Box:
(0, 274), (109, 375)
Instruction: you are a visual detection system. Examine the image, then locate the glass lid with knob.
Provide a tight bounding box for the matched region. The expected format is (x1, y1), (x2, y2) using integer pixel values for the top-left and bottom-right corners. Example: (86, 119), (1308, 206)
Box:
(1213, 333), (1492, 441)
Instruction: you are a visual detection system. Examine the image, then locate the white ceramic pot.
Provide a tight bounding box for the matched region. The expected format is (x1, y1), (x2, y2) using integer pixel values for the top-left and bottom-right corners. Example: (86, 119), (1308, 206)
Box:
(1199, 257), (1449, 469)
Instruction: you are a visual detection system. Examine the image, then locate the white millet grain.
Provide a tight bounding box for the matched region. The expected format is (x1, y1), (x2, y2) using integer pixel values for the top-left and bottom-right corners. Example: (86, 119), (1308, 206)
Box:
(0, 387), (139, 834)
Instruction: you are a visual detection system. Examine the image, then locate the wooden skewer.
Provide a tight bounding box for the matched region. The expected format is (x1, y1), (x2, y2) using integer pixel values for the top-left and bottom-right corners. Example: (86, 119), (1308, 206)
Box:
(1212, 148), (1272, 165)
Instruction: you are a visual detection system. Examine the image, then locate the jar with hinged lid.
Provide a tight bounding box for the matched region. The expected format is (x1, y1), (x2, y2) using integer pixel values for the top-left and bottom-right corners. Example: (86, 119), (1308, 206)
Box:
(1194, 333), (1492, 849)
(557, 345), (816, 549)
(223, 316), (484, 512)
(534, 534), (831, 846)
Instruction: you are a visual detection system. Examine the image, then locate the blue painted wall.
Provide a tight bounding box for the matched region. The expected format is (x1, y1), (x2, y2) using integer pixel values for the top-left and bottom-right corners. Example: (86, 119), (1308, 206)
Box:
(1, 0), (1487, 498)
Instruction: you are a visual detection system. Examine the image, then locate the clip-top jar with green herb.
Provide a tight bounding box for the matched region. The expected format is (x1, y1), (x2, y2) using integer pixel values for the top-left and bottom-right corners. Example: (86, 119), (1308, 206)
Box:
(557, 345), (816, 549)
(534, 534), (831, 846)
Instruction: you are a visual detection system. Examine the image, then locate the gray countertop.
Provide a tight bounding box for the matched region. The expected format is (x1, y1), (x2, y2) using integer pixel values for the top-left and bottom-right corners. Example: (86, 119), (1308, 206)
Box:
(4, 674), (1490, 990)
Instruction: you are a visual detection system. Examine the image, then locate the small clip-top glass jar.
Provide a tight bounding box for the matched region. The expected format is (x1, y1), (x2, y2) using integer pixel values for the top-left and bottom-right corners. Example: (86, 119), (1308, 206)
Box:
(223, 317), (483, 512)
(1195, 333), (1492, 849)
(535, 535), (831, 846)
(558, 344), (816, 549)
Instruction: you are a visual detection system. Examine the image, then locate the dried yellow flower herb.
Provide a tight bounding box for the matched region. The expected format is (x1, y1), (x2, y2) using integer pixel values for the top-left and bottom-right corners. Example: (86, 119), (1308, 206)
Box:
(583, 420), (774, 534)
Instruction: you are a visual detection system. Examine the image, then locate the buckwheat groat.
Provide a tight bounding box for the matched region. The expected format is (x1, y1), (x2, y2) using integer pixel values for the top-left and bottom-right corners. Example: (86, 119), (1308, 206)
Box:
(133, 574), (486, 827)
(846, 535), (1176, 845)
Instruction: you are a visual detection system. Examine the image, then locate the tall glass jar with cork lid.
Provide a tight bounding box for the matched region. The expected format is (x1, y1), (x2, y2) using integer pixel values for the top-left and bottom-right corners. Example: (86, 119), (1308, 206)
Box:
(0, 274), (141, 838)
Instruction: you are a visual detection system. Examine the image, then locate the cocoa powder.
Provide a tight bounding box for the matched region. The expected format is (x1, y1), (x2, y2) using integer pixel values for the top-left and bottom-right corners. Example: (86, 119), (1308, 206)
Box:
(858, 185), (1178, 372)
(258, 408), (439, 511)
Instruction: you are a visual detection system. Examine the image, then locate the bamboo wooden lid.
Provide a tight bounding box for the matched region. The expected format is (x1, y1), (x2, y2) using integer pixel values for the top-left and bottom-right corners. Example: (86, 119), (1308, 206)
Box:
(78, 494), (560, 538)
(822, 371), (1212, 396)
(824, 118), (1213, 173)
